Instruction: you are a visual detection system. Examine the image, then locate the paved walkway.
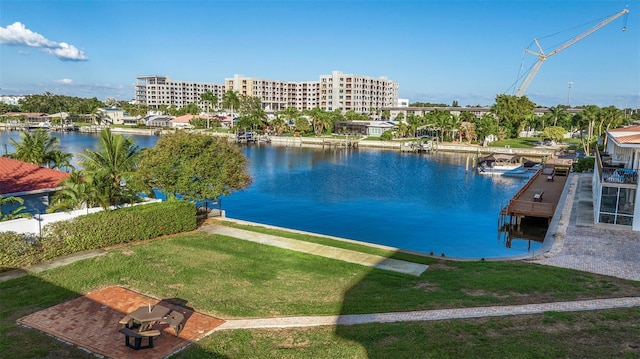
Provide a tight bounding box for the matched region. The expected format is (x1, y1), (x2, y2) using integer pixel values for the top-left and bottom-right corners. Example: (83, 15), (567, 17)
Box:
(531, 173), (640, 281)
(216, 296), (640, 330)
(199, 224), (429, 276)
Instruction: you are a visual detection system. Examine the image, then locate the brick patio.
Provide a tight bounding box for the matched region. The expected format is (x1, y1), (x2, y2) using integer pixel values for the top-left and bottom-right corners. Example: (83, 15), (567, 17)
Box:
(17, 286), (225, 358)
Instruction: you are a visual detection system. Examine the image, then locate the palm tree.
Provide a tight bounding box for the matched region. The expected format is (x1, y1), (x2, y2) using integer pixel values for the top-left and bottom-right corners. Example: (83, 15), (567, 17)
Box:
(305, 107), (330, 135)
(47, 172), (105, 213)
(8, 129), (64, 167)
(0, 194), (31, 221)
(48, 150), (75, 172)
(548, 105), (567, 127)
(579, 105), (600, 155)
(269, 115), (288, 135)
(222, 90), (240, 117)
(280, 107), (301, 128)
(79, 129), (140, 208)
(199, 92), (218, 114)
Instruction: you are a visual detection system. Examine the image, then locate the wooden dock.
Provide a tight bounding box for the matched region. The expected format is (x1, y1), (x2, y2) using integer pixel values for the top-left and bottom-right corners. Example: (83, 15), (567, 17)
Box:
(502, 162), (571, 222)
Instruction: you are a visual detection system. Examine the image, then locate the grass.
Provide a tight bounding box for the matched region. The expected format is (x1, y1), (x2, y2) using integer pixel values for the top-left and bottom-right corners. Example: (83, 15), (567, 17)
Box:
(1, 226), (640, 358)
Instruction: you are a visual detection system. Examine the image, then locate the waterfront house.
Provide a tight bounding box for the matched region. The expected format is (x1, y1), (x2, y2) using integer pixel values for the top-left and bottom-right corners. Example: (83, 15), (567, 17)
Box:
(593, 125), (640, 230)
(144, 115), (173, 128)
(97, 107), (139, 126)
(0, 157), (70, 216)
(334, 121), (395, 136)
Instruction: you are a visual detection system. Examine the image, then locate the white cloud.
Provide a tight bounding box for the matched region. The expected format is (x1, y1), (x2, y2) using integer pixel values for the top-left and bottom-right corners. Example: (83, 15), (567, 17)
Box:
(55, 78), (73, 85)
(44, 42), (88, 61)
(17, 49), (29, 55)
(0, 22), (88, 61)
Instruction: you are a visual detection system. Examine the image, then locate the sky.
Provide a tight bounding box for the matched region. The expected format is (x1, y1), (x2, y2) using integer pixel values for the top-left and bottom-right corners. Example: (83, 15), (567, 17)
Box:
(0, 0), (638, 108)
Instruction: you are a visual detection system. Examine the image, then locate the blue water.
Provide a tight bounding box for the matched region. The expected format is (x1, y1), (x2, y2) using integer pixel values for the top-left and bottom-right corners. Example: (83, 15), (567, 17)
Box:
(0, 131), (542, 258)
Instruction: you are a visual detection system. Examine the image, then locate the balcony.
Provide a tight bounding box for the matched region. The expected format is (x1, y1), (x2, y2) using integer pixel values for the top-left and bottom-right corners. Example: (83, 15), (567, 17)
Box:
(597, 152), (638, 185)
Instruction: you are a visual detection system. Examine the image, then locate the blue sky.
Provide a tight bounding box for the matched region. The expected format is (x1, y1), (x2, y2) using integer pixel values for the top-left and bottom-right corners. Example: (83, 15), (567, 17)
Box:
(0, 0), (638, 108)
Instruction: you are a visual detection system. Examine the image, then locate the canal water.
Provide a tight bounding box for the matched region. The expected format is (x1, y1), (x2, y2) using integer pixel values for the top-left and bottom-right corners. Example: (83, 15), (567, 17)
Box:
(0, 131), (544, 258)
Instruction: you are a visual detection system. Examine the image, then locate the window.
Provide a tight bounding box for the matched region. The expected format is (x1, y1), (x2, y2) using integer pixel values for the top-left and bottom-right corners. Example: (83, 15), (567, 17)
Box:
(599, 186), (635, 226)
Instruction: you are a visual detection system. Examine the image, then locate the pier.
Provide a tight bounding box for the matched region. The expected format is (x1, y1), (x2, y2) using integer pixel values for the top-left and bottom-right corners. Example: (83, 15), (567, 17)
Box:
(500, 158), (573, 226)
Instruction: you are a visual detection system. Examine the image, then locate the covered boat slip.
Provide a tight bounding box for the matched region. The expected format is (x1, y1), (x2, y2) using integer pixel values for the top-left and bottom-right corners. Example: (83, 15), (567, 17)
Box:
(504, 161), (572, 222)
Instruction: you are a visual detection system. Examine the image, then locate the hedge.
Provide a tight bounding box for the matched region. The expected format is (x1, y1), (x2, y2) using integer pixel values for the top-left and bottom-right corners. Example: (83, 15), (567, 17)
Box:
(0, 200), (197, 271)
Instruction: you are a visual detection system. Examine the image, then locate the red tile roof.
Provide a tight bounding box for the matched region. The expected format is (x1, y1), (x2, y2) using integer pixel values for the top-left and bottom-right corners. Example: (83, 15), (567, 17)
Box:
(614, 134), (640, 145)
(609, 125), (640, 133)
(0, 157), (70, 195)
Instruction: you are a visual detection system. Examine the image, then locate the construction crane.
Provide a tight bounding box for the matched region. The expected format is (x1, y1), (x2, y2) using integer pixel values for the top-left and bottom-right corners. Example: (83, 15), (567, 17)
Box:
(515, 8), (629, 97)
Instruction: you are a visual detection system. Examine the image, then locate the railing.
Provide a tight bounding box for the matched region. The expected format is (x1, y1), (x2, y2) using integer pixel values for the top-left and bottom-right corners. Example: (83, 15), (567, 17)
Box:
(597, 152), (638, 185)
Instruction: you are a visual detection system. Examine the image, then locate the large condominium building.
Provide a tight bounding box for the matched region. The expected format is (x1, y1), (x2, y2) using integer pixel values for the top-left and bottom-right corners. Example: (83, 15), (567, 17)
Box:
(136, 71), (398, 114)
(135, 76), (226, 111)
(319, 71), (399, 113)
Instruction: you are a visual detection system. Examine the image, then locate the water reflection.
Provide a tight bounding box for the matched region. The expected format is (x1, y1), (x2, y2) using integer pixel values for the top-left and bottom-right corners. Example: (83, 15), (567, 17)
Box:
(0, 130), (546, 258)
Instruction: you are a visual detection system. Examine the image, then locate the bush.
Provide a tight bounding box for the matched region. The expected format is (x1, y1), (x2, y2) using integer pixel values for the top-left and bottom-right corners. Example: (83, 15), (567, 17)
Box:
(573, 157), (595, 172)
(0, 201), (197, 272)
(380, 130), (393, 141)
(43, 201), (197, 252)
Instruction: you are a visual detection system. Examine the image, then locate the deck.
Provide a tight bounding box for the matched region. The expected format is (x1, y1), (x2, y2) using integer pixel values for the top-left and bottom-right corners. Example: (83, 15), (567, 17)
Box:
(504, 165), (570, 220)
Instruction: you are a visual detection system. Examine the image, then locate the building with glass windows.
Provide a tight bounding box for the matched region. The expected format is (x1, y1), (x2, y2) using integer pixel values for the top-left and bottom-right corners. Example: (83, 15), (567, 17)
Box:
(136, 71), (398, 115)
(594, 126), (640, 230)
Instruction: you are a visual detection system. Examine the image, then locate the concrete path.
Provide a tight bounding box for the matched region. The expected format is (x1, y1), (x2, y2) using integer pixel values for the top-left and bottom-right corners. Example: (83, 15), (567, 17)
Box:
(532, 173), (640, 281)
(0, 249), (106, 282)
(199, 224), (429, 276)
(216, 296), (640, 330)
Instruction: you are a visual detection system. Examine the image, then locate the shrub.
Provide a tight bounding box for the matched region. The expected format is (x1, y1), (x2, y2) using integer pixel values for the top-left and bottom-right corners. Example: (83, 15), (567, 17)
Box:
(380, 130), (393, 141)
(573, 157), (595, 172)
(0, 232), (40, 269)
(43, 201), (197, 252)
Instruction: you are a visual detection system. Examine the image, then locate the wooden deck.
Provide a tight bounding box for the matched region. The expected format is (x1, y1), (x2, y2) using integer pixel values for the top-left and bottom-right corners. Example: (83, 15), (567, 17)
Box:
(505, 165), (570, 220)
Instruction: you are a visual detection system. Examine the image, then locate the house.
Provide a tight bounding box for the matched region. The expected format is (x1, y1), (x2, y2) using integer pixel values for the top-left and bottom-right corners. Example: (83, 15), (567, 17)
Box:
(334, 121), (395, 136)
(98, 107), (139, 126)
(593, 125), (640, 230)
(0, 157), (70, 216)
(144, 115), (174, 128)
(170, 114), (218, 129)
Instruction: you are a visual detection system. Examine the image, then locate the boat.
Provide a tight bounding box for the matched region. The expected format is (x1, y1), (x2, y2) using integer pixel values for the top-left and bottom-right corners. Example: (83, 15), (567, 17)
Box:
(476, 153), (524, 175)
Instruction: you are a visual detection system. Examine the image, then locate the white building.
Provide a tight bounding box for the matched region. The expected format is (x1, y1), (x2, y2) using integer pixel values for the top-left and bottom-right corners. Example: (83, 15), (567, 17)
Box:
(593, 125), (640, 230)
(135, 76), (226, 112)
(319, 71), (399, 113)
(0, 95), (25, 106)
(137, 71), (398, 115)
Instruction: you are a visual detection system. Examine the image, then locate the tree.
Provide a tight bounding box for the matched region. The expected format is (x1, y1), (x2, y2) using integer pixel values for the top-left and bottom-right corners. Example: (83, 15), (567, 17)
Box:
(548, 105), (568, 127)
(222, 90), (240, 116)
(0, 195), (31, 221)
(269, 115), (288, 135)
(305, 107), (331, 135)
(475, 113), (498, 143)
(578, 105), (600, 155)
(136, 132), (252, 202)
(541, 126), (566, 144)
(47, 171), (106, 213)
(8, 129), (66, 167)
(491, 94), (536, 138)
(79, 129), (140, 208)
(199, 91), (218, 114)
(280, 107), (301, 127)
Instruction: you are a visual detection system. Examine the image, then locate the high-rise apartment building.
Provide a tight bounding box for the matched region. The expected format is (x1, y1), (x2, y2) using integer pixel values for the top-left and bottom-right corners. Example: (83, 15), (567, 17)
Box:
(136, 71), (398, 114)
(319, 71), (399, 113)
(135, 76), (226, 111)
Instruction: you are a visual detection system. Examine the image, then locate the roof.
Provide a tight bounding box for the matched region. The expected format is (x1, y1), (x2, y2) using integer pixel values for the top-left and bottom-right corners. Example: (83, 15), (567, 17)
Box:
(171, 114), (195, 123)
(607, 126), (640, 145)
(171, 114), (217, 123)
(0, 157), (70, 196)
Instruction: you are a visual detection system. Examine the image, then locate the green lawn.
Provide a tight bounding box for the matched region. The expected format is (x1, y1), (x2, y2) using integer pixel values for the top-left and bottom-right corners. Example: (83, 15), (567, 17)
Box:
(1, 227), (640, 358)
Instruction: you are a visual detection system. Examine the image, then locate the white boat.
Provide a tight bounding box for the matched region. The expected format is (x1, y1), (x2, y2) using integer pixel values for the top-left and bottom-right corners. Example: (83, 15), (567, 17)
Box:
(476, 153), (523, 175)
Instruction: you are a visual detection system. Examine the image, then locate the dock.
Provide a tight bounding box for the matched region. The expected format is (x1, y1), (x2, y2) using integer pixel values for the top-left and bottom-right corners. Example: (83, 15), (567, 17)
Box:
(501, 159), (573, 224)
